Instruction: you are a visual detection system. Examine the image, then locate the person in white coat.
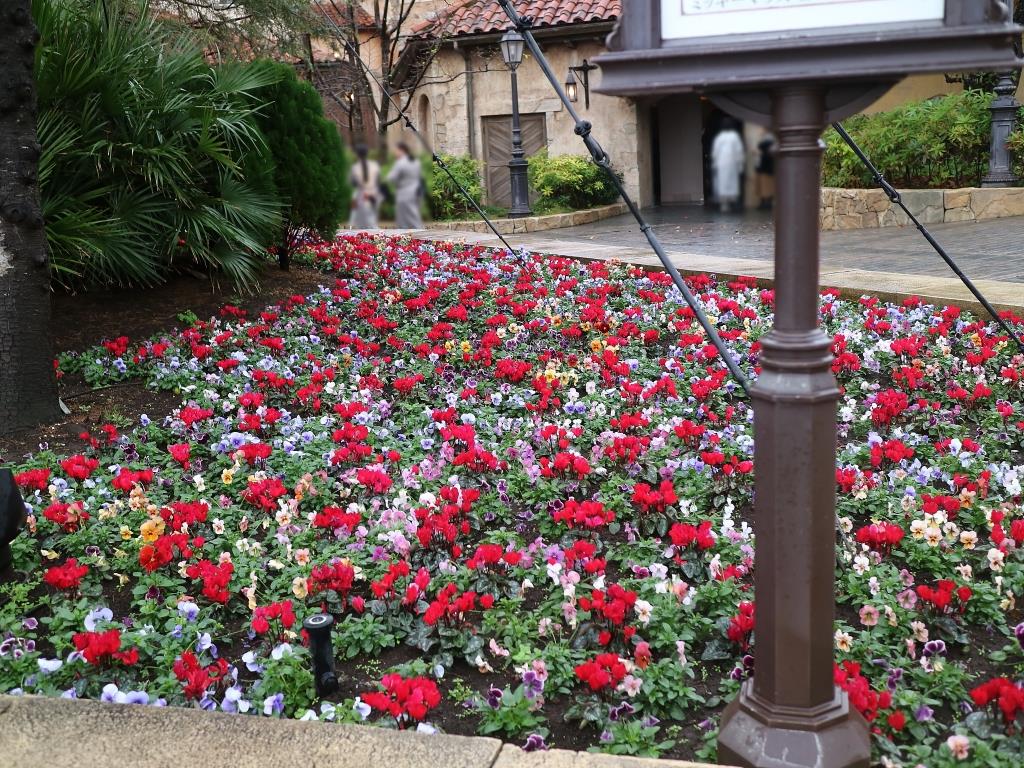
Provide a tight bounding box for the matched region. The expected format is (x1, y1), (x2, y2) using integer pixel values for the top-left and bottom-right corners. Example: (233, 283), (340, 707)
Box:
(387, 142), (424, 229)
(711, 119), (746, 213)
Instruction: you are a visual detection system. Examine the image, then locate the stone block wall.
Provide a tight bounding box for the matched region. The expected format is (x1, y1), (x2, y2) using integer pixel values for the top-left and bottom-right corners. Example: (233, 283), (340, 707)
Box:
(820, 187), (1024, 230)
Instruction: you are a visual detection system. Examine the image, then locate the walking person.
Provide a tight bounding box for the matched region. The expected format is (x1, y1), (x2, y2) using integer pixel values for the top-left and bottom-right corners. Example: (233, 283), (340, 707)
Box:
(711, 118), (746, 213)
(348, 144), (381, 230)
(755, 133), (776, 210)
(387, 142), (424, 230)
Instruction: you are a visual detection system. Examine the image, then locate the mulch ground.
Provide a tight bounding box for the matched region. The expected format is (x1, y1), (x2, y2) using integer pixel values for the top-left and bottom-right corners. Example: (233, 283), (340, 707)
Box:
(0, 265), (331, 463)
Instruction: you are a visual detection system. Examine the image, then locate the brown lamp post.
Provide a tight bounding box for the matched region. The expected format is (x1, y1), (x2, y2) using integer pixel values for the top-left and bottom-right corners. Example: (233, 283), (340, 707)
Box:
(596, 3), (1020, 767)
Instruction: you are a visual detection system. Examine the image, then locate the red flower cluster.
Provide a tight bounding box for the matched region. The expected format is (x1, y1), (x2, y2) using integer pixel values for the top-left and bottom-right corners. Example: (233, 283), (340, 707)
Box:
(179, 406), (214, 428)
(309, 560), (356, 601)
(870, 439), (915, 467)
(173, 650), (229, 700)
(111, 467), (154, 492)
(920, 494), (961, 519)
(168, 443), (191, 469)
(238, 442), (273, 466)
(553, 499), (616, 530)
(313, 506), (362, 532)
(362, 674), (441, 725)
(72, 629), (138, 666)
(185, 559), (234, 603)
(631, 480), (678, 514)
(60, 455), (99, 481)
(727, 601), (755, 650)
(160, 501), (209, 532)
(871, 389), (910, 426)
(356, 467), (393, 494)
(539, 452), (591, 479)
(854, 522), (905, 554)
(574, 654), (628, 692)
(466, 543), (521, 570)
(669, 520), (716, 550)
(916, 580), (972, 614)
(495, 358), (532, 383)
(252, 600), (296, 635)
(562, 540), (606, 575)
(329, 423), (372, 465)
(422, 583), (490, 626)
(371, 561), (411, 601)
(970, 677), (1024, 727)
(13, 467), (50, 491)
(673, 419), (706, 445)
(43, 501), (89, 533)
(139, 533), (194, 572)
(43, 559), (89, 591)
(833, 661), (904, 734)
(242, 477), (288, 511)
(579, 584), (638, 645)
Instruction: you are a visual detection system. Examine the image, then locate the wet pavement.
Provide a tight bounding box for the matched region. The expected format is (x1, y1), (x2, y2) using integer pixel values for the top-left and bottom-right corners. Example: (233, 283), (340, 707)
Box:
(538, 205), (1024, 283)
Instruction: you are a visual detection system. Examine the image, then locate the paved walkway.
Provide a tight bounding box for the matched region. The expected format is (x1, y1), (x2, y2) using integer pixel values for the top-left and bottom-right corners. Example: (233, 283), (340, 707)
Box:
(0, 695), (724, 768)
(534, 206), (1024, 283)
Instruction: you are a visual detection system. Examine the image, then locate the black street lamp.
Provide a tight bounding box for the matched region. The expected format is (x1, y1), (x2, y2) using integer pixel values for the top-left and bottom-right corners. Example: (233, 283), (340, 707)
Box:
(982, 71), (1021, 187)
(500, 30), (532, 218)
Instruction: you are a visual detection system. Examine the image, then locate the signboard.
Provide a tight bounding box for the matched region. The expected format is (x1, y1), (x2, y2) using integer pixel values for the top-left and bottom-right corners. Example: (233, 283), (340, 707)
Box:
(663, 0), (946, 40)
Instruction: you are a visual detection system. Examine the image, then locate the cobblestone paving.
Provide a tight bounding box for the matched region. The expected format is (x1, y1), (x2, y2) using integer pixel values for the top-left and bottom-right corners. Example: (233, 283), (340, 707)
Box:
(537, 206), (1024, 283)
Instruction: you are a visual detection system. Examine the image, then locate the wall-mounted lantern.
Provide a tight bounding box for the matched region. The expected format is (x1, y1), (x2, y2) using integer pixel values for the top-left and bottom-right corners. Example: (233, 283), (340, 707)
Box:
(564, 60), (599, 109)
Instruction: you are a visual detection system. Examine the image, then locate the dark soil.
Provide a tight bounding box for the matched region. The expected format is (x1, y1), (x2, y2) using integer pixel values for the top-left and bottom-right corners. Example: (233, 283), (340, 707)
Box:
(0, 265), (332, 463)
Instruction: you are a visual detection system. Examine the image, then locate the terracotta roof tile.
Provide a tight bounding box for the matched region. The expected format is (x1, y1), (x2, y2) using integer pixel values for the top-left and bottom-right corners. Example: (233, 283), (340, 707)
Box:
(413, 0), (620, 38)
(315, 2), (377, 30)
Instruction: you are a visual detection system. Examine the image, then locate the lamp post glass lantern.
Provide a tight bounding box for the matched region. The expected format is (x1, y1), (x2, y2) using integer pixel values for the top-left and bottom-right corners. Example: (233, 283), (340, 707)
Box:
(500, 30), (532, 218)
(595, 2), (1021, 767)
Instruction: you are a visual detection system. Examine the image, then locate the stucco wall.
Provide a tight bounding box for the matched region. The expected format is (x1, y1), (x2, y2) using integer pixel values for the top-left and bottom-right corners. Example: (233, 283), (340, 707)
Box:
(392, 41), (645, 205)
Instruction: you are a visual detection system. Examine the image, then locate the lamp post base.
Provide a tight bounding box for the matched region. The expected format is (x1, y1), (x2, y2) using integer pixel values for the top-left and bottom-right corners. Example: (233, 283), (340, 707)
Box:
(718, 681), (870, 768)
(508, 157), (532, 218)
(980, 173), (1020, 187)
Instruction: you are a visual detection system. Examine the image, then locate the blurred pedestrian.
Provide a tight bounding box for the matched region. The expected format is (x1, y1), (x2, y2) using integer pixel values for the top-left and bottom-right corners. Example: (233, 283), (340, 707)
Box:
(711, 118), (745, 213)
(755, 133), (776, 210)
(348, 144), (381, 229)
(387, 142), (424, 229)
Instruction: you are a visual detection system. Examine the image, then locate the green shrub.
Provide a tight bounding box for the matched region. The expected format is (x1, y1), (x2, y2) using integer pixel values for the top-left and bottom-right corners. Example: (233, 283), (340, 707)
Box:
(254, 62), (350, 267)
(822, 90), (993, 189)
(426, 154), (484, 220)
(527, 150), (620, 213)
(34, 0), (282, 289)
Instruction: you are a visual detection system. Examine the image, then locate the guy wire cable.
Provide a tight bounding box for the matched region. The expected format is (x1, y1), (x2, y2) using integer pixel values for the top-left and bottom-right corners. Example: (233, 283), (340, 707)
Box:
(495, 0), (752, 397)
(832, 122), (1024, 352)
(315, 3), (518, 253)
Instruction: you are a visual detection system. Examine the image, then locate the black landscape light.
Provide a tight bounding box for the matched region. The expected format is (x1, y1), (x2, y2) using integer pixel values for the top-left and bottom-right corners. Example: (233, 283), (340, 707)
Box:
(0, 469), (27, 571)
(303, 612), (339, 698)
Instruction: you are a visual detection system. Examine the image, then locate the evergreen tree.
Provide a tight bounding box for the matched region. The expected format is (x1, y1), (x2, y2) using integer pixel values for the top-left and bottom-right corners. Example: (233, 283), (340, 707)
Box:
(256, 62), (350, 269)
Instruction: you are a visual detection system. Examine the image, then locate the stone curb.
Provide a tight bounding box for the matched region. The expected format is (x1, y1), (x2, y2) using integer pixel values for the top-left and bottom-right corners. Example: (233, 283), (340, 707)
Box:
(408, 230), (1024, 316)
(0, 695), (727, 768)
(428, 202), (629, 235)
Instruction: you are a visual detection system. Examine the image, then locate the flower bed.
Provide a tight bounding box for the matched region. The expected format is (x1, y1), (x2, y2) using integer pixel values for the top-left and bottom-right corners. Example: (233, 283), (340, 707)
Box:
(2, 234), (1023, 766)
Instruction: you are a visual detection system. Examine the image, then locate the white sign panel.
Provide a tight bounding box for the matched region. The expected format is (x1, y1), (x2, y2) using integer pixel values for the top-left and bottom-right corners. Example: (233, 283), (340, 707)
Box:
(663, 0), (946, 40)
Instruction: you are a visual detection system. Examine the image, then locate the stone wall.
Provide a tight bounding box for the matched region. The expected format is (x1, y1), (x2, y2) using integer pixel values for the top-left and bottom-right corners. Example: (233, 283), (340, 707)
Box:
(820, 187), (1024, 230)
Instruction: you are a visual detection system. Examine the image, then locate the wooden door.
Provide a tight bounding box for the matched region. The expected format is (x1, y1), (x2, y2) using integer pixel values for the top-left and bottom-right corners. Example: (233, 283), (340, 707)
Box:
(482, 113), (547, 208)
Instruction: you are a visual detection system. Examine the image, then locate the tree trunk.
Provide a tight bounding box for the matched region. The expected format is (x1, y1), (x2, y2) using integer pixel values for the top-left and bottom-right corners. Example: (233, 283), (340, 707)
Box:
(279, 224), (291, 271)
(0, 1), (59, 437)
